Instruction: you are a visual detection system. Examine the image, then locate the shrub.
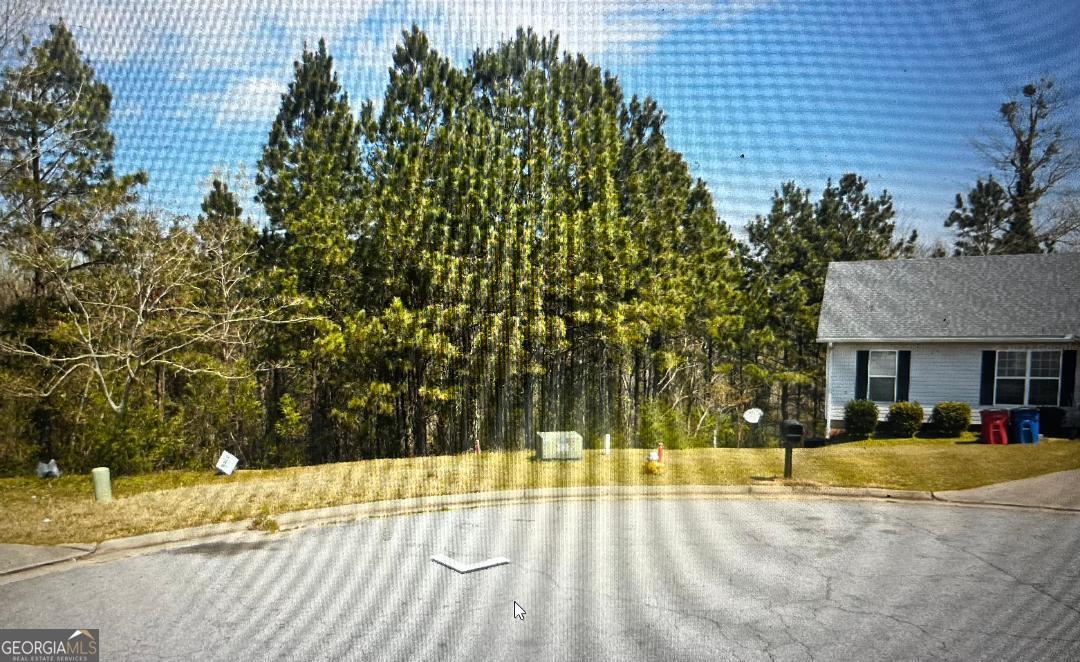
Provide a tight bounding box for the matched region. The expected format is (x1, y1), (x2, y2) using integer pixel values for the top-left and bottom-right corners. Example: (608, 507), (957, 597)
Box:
(643, 460), (665, 476)
(844, 399), (879, 437)
(638, 400), (729, 449)
(887, 401), (924, 437)
(931, 402), (971, 436)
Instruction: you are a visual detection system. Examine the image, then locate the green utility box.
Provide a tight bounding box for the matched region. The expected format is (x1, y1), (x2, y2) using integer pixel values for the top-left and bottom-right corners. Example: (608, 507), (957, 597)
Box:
(536, 431), (583, 460)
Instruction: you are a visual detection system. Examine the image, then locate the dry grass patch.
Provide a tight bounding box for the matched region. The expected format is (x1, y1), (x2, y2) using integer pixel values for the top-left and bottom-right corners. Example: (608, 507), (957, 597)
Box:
(2, 440), (1078, 546)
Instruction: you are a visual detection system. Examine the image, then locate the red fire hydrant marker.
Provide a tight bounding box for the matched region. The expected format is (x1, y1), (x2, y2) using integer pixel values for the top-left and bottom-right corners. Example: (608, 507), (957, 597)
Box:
(658, 443), (664, 462)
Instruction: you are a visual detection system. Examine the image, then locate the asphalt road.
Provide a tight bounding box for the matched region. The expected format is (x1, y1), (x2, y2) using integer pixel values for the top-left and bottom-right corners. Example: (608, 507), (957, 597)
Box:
(2, 498), (1079, 661)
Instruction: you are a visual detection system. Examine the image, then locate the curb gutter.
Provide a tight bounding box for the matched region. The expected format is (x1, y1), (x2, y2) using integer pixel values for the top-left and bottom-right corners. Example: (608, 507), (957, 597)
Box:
(3, 482), (1070, 578)
(0, 544), (97, 577)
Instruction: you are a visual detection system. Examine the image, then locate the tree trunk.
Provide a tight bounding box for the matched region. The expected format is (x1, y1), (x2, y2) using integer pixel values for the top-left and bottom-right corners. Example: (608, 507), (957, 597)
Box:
(522, 368), (534, 453)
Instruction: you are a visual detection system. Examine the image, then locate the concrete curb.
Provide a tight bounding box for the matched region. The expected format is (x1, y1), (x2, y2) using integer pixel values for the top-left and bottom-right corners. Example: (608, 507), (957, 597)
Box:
(0, 544), (97, 577)
(3, 482), (1070, 579)
(28, 485), (937, 562)
(95, 521), (269, 553)
(929, 496), (1080, 513)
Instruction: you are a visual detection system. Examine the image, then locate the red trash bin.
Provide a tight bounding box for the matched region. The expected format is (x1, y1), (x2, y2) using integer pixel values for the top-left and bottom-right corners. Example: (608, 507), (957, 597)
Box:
(981, 410), (1009, 444)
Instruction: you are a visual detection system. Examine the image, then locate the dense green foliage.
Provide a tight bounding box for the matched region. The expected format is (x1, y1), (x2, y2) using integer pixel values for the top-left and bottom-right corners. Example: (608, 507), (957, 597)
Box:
(0, 26), (761, 472)
(0, 23), (1026, 475)
(887, 401), (924, 437)
(0, 20), (148, 472)
(745, 175), (916, 433)
(930, 402), (972, 436)
(239, 27), (752, 463)
(844, 400), (880, 438)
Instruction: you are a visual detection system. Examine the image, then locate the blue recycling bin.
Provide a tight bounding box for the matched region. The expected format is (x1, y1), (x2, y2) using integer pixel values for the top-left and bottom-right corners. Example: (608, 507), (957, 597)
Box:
(1009, 408), (1040, 444)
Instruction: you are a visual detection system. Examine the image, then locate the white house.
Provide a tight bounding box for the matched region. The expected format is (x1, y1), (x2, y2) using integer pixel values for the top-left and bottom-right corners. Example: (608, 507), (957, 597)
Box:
(817, 253), (1079, 431)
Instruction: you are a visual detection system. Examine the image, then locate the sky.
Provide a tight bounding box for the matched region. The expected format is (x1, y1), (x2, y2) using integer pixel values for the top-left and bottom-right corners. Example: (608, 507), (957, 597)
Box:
(37, 0), (1080, 244)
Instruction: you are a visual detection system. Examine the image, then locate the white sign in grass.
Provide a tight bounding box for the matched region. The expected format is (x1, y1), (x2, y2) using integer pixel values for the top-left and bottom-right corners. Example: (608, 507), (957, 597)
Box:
(215, 451), (239, 476)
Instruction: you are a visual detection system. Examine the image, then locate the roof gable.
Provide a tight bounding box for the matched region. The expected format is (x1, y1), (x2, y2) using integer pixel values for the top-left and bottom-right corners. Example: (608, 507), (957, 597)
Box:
(817, 253), (1080, 341)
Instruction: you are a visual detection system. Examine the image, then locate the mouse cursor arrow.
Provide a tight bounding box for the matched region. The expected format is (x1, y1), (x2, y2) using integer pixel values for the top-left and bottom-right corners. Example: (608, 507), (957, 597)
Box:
(514, 601), (526, 620)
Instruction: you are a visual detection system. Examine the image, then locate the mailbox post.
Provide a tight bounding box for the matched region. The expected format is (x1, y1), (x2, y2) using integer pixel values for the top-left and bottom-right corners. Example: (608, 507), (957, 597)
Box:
(780, 419), (804, 479)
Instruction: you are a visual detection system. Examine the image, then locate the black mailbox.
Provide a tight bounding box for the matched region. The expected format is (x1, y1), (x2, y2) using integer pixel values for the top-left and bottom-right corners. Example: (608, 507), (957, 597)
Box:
(780, 419), (804, 448)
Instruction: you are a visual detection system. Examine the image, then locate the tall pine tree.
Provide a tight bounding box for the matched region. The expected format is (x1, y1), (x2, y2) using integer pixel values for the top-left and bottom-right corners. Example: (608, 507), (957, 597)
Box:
(255, 39), (361, 463)
(0, 19), (146, 299)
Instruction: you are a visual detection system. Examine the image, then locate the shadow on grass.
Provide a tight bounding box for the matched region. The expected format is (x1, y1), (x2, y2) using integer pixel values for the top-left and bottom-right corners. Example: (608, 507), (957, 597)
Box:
(823, 430), (979, 446)
(917, 428), (977, 439)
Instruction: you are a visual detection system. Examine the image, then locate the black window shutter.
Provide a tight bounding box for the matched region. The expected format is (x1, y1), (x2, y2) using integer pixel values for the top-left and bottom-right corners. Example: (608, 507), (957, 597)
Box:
(979, 351), (996, 406)
(1061, 350), (1077, 407)
(855, 350), (869, 400)
(896, 350), (911, 402)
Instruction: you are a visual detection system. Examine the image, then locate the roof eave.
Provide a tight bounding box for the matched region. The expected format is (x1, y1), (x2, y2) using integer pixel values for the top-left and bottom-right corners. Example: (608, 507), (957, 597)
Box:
(817, 335), (1078, 344)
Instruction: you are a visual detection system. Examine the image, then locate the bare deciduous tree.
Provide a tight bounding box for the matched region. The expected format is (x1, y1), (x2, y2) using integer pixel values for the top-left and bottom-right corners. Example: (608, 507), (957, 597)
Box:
(975, 78), (1080, 252)
(1039, 192), (1080, 251)
(0, 211), (308, 421)
(0, 0), (37, 65)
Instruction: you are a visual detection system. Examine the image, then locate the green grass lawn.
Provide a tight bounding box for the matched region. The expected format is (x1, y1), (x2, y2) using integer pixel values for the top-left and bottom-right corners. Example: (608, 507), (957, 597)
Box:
(2, 438), (1078, 546)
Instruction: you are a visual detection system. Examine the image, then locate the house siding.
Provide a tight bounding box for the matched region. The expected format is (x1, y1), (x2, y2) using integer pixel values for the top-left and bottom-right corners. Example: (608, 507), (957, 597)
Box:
(825, 342), (1080, 428)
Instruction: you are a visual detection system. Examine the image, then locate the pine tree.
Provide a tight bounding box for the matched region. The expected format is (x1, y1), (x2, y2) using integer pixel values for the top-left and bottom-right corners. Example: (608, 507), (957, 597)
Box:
(747, 174), (913, 430)
(255, 39), (361, 463)
(0, 19), (145, 461)
(200, 178), (243, 220)
(256, 39), (358, 231)
(0, 19), (146, 299)
(253, 26), (752, 461)
(945, 177), (1010, 255)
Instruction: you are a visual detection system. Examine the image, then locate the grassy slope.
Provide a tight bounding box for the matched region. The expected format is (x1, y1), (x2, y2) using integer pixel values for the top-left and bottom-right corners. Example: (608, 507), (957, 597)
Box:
(2, 438), (1078, 546)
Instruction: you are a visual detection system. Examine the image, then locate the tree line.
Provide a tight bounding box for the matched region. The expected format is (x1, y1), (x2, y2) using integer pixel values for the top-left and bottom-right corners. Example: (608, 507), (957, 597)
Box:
(0, 20), (1075, 474)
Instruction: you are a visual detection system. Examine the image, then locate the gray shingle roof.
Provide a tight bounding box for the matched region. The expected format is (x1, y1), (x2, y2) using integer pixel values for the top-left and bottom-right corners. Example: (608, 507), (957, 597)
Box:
(817, 253), (1080, 341)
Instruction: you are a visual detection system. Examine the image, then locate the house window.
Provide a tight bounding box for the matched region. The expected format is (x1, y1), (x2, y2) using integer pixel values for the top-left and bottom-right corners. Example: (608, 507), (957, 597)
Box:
(867, 350), (897, 402)
(995, 350), (1061, 406)
(1029, 351), (1062, 405)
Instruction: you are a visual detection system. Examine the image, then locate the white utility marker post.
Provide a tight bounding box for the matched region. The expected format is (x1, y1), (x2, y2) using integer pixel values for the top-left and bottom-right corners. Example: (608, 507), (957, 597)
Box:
(604, 433), (611, 455)
(91, 467), (112, 502)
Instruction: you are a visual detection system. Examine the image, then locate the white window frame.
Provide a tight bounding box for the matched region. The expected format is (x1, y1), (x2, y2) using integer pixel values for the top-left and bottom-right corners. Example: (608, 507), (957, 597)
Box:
(994, 350), (1062, 407)
(867, 349), (898, 403)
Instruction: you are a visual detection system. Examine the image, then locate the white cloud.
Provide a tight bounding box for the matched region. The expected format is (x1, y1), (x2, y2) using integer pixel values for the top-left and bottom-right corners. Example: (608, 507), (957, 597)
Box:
(53, 1), (766, 70)
(714, 0), (776, 27)
(188, 77), (284, 126)
(387, 0), (718, 63)
(54, 0), (382, 72)
(349, 0), (731, 94)
(47, 0), (771, 128)
(110, 100), (143, 120)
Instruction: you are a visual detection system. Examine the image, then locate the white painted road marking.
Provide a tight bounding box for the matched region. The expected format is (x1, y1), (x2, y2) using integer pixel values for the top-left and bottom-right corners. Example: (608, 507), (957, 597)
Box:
(514, 601), (526, 620)
(430, 554), (510, 574)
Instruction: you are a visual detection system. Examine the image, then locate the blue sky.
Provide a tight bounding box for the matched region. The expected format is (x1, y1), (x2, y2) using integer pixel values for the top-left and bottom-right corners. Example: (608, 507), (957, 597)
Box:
(47, 0), (1080, 244)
